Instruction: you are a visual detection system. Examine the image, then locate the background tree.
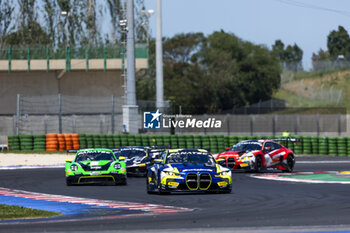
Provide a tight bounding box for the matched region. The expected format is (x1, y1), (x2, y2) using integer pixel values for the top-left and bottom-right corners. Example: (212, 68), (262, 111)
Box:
(0, 0), (14, 47)
(312, 49), (330, 71)
(137, 31), (281, 114)
(272, 39), (285, 63)
(272, 40), (303, 72)
(327, 25), (350, 60)
(284, 44), (303, 72)
(0, 0), (146, 47)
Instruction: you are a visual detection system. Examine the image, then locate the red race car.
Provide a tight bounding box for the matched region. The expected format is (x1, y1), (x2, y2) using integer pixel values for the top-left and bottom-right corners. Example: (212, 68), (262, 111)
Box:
(215, 139), (297, 172)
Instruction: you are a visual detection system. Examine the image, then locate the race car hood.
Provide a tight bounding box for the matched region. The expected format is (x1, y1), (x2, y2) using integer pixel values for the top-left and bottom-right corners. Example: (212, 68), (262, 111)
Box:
(167, 164), (216, 173)
(218, 151), (240, 156)
(125, 156), (143, 166)
(77, 160), (113, 171)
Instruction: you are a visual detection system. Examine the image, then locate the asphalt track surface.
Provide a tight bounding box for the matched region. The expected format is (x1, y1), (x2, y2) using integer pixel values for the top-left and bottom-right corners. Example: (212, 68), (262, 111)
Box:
(1, 156), (350, 233)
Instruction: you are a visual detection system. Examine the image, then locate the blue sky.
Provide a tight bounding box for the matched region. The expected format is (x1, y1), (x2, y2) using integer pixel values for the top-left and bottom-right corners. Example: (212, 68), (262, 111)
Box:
(144, 0), (350, 70)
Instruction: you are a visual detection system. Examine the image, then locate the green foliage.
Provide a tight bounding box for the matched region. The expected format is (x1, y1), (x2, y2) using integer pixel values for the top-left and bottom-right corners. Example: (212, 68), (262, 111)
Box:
(327, 26), (350, 59)
(272, 39), (303, 72)
(0, 0), (14, 46)
(137, 31), (281, 114)
(3, 21), (51, 45)
(0, 0), (146, 47)
(0, 204), (61, 219)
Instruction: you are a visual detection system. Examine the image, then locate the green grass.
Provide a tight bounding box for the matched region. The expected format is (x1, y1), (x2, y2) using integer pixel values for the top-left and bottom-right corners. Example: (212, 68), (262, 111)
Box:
(274, 89), (338, 108)
(0, 204), (61, 220)
(290, 67), (350, 81)
(276, 68), (350, 111)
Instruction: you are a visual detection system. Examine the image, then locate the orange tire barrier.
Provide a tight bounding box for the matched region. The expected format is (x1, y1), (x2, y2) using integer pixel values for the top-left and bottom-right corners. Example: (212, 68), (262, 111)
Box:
(72, 134), (80, 150)
(46, 133), (58, 151)
(64, 134), (73, 150)
(57, 134), (66, 151)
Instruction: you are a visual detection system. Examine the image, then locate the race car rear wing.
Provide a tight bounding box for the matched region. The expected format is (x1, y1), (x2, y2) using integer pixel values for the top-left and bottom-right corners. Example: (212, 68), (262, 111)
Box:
(67, 149), (79, 153)
(272, 138), (300, 143)
(67, 145), (171, 154)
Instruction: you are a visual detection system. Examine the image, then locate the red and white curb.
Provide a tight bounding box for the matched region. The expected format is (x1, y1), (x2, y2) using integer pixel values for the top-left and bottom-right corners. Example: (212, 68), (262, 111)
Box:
(0, 187), (194, 223)
(251, 171), (350, 184)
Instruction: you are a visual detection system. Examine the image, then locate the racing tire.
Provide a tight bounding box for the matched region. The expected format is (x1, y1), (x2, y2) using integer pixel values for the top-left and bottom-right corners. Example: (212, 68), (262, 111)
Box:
(254, 155), (263, 173)
(282, 154), (295, 173)
(146, 173), (157, 194)
(146, 176), (154, 194)
(221, 189), (232, 194)
(118, 179), (127, 186)
(66, 178), (73, 186)
(158, 187), (170, 195)
(116, 176), (127, 185)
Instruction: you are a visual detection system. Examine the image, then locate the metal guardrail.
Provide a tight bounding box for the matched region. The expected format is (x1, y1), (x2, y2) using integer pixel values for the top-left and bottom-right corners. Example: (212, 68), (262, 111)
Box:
(0, 44), (148, 72)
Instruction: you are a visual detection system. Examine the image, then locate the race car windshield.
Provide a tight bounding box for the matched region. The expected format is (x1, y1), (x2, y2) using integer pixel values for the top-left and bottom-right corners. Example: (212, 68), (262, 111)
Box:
(166, 152), (215, 165)
(75, 151), (116, 162)
(115, 150), (146, 159)
(231, 143), (262, 152)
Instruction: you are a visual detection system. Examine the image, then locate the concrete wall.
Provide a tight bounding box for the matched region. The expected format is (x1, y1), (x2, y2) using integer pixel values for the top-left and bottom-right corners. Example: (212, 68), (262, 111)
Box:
(0, 70), (123, 114)
(0, 58), (148, 71)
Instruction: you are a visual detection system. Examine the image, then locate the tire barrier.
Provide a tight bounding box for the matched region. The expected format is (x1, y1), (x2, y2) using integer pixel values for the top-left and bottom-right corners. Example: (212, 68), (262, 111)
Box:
(57, 134), (66, 151)
(5, 133), (350, 156)
(46, 133), (58, 151)
(33, 134), (46, 152)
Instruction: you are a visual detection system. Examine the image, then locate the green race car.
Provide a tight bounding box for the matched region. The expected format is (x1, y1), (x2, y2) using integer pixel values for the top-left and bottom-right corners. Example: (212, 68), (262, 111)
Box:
(65, 148), (127, 186)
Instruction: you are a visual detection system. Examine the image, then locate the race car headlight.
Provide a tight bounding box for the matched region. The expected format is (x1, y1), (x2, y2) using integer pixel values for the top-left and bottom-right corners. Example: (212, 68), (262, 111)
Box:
(240, 155), (254, 161)
(166, 171), (173, 176)
(165, 171), (180, 176)
(219, 171), (231, 176)
(114, 163), (121, 169)
(70, 165), (78, 171)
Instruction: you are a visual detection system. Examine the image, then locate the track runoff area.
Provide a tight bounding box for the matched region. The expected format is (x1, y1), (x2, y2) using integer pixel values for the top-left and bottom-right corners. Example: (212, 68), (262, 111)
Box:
(0, 156), (350, 232)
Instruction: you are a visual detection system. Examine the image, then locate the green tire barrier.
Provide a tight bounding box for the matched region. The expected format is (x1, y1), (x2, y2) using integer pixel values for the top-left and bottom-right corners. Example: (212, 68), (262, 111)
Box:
(7, 135), (20, 151)
(33, 134), (46, 151)
(319, 137), (328, 155)
(337, 137), (347, 157)
(106, 135), (114, 148)
(79, 134), (87, 149)
(19, 135), (33, 151)
(86, 134), (94, 148)
(113, 135), (121, 148)
(347, 137), (350, 156)
(328, 137), (337, 156)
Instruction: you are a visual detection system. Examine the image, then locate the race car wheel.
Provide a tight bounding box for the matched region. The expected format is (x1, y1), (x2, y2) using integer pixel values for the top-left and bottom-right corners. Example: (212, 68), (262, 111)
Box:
(221, 189), (232, 194)
(254, 155), (263, 173)
(146, 175), (155, 194)
(283, 154), (294, 173)
(117, 179), (127, 185)
(66, 178), (73, 186)
(147, 173), (157, 194)
(158, 187), (170, 195)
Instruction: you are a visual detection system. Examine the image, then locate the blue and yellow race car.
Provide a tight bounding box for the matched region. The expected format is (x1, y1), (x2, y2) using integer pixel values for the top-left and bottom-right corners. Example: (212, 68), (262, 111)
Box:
(146, 149), (232, 194)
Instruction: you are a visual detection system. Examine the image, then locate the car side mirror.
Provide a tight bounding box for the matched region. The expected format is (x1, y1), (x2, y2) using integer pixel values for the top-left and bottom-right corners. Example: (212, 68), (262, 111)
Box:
(154, 159), (162, 164)
(118, 156), (126, 161)
(65, 159), (72, 163)
(225, 148), (230, 151)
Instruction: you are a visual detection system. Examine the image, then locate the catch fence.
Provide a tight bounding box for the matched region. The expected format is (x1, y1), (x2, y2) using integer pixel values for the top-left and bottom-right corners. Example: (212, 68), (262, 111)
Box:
(0, 95), (345, 138)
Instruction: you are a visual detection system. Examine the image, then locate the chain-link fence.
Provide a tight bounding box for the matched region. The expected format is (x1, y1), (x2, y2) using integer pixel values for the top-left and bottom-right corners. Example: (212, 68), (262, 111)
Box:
(15, 94), (124, 135)
(11, 94), (172, 135)
(0, 94), (347, 144)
